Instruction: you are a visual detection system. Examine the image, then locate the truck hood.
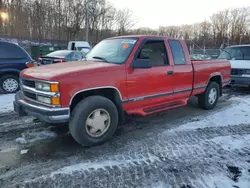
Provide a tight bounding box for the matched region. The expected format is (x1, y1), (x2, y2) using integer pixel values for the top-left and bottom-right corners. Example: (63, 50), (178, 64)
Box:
(21, 61), (122, 80)
(230, 60), (250, 69)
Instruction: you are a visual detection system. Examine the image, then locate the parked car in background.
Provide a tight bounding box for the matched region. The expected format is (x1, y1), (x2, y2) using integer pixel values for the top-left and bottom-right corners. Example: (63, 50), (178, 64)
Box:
(218, 44), (250, 87)
(68, 41), (91, 57)
(0, 40), (33, 93)
(68, 41), (91, 51)
(190, 53), (211, 60)
(36, 50), (84, 66)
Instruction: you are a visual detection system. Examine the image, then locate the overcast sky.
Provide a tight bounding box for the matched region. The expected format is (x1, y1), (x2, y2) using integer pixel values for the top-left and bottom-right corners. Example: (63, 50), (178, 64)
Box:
(110, 0), (250, 29)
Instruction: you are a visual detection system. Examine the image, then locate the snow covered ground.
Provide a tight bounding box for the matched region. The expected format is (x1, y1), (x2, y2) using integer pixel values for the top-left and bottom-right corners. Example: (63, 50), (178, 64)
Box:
(15, 130), (57, 144)
(0, 90), (250, 188)
(0, 94), (15, 114)
(172, 96), (250, 131)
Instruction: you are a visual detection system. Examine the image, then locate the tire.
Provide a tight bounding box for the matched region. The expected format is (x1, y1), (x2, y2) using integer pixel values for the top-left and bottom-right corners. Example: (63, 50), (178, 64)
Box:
(0, 74), (19, 94)
(69, 96), (119, 147)
(198, 81), (220, 110)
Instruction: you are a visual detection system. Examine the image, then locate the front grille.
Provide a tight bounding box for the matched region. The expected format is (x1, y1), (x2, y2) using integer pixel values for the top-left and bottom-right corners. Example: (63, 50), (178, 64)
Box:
(21, 78), (35, 88)
(231, 69), (245, 76)
(23, 91), (36, 100)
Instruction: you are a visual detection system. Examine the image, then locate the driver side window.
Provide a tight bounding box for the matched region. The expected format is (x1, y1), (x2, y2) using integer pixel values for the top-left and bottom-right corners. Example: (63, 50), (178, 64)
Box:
(137, 41), (169, 66)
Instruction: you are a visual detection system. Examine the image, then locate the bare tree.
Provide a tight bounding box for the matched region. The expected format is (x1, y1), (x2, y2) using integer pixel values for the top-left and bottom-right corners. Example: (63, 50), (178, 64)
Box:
(0, 1), (249, 49)
(210, 9), (230, 46)
(116, 8), (136, 35)
(132, 27), (158, 35)
(230, 7), (250, 44)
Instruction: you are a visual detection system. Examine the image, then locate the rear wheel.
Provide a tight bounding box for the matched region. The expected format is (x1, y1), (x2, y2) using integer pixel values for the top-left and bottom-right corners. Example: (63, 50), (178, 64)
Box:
(69, 96), (118, 147)
(198, 81), (220, 110)
(0, 74), (19, 94)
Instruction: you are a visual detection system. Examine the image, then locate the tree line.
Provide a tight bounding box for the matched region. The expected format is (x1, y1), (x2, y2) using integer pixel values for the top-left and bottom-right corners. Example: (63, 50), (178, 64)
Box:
(0, 0), (250, 48)
(132, 7), (250, 48)
(0, 0), (136, 45)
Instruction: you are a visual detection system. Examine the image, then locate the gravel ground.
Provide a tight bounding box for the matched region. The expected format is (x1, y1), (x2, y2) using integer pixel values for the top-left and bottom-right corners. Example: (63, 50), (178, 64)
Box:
(0, 87), (250, 188)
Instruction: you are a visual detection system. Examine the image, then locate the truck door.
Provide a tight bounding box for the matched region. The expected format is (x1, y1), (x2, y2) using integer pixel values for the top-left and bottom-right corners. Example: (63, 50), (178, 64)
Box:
(168, 39), (193, 99)
(125, 39), (174, 112)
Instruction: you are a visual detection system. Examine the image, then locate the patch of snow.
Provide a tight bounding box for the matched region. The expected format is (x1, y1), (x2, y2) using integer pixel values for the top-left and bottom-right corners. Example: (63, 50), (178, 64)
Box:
(150, 182), (171, 188)
(15, 137), (28, 144)
(51, 155), (160, 177)
(200, 170), (250, 188)
(209, 135), (250, 151)
(202, 174), (235, 188)
(20, 149), (29, 155)
(0, 94), (15, 113)
(173, 96), (250, 131)
(15, 131), (57, 144)
(0, 147), (18, 153)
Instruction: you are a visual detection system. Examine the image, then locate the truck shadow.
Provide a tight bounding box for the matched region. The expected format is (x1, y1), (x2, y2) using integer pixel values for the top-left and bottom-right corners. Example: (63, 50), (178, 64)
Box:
(223, 86), (250, 97)
(19, 98), (200, 161)
(19, 88), (246, 162)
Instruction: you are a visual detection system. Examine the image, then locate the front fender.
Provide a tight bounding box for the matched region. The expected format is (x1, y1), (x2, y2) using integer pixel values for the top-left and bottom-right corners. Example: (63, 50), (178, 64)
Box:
(0, 68), (20, 76)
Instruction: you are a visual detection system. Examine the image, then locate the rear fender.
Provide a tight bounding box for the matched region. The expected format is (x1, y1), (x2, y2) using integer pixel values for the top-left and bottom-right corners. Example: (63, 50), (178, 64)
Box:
(208, 73), (223, 96)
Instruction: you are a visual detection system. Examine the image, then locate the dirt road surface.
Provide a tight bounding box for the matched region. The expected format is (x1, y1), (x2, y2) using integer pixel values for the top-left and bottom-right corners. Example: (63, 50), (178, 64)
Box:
(0, 87), (250, 188)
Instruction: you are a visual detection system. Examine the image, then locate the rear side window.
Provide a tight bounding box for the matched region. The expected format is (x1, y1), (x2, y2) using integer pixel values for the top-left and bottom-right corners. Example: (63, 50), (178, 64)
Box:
(169, 40), (186, 65)
(0, 42), (27, 59)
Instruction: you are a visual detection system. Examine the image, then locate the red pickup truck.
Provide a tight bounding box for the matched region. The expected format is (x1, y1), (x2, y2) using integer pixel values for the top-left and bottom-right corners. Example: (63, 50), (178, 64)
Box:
(14, 35), (231, 146)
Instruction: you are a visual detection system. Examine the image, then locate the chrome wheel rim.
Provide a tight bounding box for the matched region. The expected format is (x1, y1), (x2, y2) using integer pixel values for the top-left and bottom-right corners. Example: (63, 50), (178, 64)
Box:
(85, 109), (111, 137)
(208, 88), (217, 104)
(3, 78), (18, 92)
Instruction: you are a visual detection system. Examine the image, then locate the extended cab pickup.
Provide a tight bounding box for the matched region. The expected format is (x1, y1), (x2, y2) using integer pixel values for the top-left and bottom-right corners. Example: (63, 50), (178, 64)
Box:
(14, 35), (231, 146)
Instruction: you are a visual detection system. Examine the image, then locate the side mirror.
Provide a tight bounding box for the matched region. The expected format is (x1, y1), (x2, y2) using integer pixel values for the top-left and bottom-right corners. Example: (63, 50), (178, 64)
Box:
(130, 59), (152, 69)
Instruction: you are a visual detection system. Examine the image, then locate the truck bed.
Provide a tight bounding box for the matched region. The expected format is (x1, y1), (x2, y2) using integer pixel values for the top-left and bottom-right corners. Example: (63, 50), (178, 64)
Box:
(191, 59), (231, 95)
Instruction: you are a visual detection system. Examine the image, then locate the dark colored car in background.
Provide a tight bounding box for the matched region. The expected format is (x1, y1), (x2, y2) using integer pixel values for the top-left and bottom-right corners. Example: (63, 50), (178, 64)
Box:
(37, 50), (84, 65)
(0, 41), (33, 94)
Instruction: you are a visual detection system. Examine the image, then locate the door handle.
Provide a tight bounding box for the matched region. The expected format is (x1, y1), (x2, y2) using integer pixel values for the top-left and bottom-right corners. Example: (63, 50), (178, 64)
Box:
(167, 71), (174, 76)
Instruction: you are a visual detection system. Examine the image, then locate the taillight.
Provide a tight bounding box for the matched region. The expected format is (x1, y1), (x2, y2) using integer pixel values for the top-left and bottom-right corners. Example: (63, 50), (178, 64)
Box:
(54, 59), (65, 63)
(26, 61), (35, 68)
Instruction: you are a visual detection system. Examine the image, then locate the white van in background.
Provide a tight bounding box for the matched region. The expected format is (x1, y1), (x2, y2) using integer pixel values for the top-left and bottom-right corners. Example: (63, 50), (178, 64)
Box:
(68, 41), (91, 56)
(218, 44), (250, 87)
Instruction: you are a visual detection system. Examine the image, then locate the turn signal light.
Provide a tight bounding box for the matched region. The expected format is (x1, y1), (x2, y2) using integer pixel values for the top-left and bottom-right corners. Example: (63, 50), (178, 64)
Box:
(26, 61), (34, 68)
(51, 97), (60, 105)
(50, 84), (59, 92)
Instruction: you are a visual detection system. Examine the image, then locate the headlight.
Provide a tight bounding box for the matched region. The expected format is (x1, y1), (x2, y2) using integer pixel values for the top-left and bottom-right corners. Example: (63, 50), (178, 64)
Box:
(37, 96), (60, 105)
(35, 82), (59, 92)
(35, 82), (50, 91)
(37, 96), (51, 104)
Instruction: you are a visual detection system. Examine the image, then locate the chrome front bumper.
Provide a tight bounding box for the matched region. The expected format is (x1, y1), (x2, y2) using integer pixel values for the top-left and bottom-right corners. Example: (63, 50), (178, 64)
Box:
(14, 91), (70, 124)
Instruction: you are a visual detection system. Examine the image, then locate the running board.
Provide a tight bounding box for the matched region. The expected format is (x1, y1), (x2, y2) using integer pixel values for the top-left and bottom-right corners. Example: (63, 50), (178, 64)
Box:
(144, 103), (184, 113)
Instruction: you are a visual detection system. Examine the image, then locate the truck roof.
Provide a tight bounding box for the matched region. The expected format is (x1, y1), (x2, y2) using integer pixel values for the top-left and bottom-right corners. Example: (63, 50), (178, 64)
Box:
(109, 35), (178, 40)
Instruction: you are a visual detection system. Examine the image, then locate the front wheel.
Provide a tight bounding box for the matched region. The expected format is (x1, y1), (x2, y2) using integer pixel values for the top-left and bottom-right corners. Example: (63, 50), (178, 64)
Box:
(69, 96), (118, 147)
(0, 74), (19, 94)
(198, 81), (220, 110)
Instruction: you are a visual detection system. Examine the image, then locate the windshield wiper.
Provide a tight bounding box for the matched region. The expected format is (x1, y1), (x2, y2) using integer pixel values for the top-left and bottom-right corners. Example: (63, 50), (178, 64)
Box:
(92, 56), (110, 63)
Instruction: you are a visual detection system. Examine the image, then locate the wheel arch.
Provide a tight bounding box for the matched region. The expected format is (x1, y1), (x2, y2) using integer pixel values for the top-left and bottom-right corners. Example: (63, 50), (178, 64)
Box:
(208, 74), (222, 96)
(70, 87), (125, 125)
(0, 70), (20, 78)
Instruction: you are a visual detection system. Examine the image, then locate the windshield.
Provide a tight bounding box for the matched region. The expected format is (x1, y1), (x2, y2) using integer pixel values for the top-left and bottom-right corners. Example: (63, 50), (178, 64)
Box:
(218, 46), (250, 60)
(46, 50), (72, 58)
(86, 38), (138, 64)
